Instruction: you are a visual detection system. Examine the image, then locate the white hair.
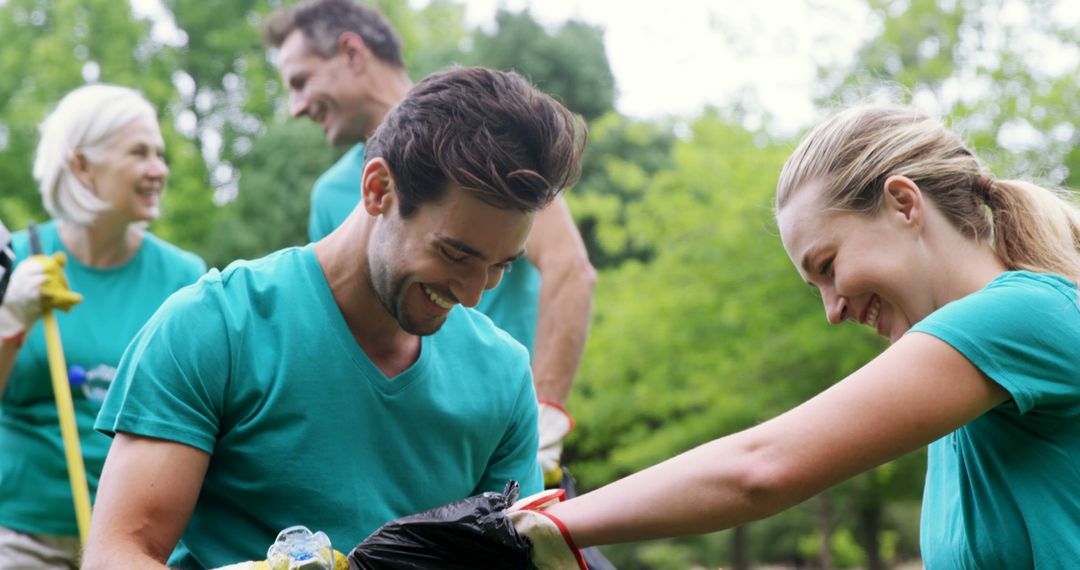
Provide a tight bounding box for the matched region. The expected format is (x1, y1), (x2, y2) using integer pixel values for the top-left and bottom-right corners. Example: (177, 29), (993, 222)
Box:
(33, 84), (158, 225)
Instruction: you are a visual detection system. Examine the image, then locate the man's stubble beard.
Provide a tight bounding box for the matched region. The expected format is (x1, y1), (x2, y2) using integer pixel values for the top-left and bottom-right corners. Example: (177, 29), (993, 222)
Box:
(367, 256), (441, 337)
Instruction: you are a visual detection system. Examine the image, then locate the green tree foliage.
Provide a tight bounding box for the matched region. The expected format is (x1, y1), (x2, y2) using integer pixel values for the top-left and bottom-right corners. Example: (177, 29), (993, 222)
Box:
(822, 0), (1080, 182)
(569, 111), (677, 268)
(198, 120), (335, 269)
(392, 0), (470, 79)
(465, 9), (615, 122)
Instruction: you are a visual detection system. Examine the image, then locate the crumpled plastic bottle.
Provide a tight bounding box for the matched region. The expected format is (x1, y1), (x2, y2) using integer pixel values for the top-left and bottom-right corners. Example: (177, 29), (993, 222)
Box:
(266, 525), (336, 570)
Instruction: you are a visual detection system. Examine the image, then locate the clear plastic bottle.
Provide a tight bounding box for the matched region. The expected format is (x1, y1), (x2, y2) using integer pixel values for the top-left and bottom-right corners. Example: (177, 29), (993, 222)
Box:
(265, 525), (335, 570)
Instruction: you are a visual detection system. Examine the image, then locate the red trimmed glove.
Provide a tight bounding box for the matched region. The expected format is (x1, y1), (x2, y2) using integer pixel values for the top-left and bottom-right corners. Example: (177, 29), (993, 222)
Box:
(509, 488), (587, 570)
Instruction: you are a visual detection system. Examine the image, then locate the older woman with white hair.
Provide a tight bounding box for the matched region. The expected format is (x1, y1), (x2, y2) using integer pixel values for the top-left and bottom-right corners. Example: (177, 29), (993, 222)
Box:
(0, 84), (205, 568)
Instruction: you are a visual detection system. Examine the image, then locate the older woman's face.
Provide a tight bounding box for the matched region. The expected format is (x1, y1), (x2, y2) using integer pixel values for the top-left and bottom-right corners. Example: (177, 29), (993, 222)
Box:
(86, 115), (168, 224)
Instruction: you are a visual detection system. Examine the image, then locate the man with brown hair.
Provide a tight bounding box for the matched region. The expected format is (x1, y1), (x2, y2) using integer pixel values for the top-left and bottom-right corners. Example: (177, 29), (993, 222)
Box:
(265, 0), (597, 489)
(82, 67), (587, 570)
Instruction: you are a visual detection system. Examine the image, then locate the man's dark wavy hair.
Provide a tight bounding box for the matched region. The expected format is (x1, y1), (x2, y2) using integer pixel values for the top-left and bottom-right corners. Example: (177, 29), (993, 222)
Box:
(365, 67), (587, 217)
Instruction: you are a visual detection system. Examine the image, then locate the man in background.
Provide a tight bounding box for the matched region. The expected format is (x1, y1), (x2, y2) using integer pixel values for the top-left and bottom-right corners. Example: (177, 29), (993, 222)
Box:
(264, 0), (596, 487)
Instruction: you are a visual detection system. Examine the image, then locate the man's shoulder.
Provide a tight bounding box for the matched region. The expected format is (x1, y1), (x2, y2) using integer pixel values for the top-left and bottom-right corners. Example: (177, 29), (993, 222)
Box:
(155, 247), (316, 330)
(215, 246), (313, 290)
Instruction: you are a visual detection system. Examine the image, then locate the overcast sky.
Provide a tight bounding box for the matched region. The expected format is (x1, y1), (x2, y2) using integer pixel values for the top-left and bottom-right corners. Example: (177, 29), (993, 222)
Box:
(128, 0), (1080, 135)
(438, 0), (873, 133)
(127, 0), (870, 133)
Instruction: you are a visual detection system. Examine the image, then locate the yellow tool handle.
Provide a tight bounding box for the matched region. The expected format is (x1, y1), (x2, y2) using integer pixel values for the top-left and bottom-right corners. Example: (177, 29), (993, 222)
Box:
(43, 310), (92, 545)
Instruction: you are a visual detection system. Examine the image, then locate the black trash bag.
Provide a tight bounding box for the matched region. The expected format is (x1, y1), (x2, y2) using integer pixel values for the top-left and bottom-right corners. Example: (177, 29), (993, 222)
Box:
(348, 481), (536, 570)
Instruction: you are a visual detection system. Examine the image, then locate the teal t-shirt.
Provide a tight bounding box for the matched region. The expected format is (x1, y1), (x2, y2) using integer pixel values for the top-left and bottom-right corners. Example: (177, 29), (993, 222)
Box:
(308, 143), (366, 243)
(96, 245), (542, 569)
(0, 220), (205, 536)
(307, 146), (543, 353)
(910, 271), (1080, 568)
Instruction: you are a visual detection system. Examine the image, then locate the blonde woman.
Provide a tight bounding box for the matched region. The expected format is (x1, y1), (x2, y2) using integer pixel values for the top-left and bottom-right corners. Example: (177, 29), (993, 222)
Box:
(363, 104), (1080, 569)
(0, 84), (205, 568)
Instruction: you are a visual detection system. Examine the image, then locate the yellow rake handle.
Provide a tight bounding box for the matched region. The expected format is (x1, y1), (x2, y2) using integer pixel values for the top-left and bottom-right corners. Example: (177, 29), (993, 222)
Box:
(43, 310), (92, 544)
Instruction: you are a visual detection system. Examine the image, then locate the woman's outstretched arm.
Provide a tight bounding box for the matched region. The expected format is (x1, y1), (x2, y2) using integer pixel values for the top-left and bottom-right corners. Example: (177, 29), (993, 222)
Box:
(549, 331), (1009, 547)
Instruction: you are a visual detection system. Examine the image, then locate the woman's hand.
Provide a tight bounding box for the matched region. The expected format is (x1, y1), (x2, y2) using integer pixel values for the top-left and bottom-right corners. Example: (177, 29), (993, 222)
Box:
(0, 253), (82, 344)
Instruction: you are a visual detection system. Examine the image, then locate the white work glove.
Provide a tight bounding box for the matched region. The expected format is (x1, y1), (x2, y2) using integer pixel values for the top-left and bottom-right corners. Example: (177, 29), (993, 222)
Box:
(509, 488), (587, 570)
(0, 253), (83, 344)
(538, 401), (575, 487)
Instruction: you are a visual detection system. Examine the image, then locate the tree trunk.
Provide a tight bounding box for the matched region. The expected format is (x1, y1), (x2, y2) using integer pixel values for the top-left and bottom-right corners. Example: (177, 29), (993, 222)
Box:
(860, 502), (886, 570)
(817, 494), (834, 570)
(730, 525), (750, 570)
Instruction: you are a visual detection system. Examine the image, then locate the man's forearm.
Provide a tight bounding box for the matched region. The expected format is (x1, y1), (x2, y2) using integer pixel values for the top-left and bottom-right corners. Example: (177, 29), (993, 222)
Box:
(530, 257), (596, 403)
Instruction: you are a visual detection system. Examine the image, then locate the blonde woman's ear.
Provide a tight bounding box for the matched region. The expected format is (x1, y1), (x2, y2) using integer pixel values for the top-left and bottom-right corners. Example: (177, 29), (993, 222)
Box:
(882, 175), (923, 224)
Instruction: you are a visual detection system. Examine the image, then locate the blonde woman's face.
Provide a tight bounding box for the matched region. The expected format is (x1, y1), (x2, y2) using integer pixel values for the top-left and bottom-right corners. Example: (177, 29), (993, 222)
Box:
(84, 115), (168, 224)
(777, 184), (933, 343)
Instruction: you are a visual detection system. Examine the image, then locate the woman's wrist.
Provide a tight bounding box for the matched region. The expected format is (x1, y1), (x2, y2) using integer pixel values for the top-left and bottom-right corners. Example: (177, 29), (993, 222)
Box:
(0, 330), (25, 349)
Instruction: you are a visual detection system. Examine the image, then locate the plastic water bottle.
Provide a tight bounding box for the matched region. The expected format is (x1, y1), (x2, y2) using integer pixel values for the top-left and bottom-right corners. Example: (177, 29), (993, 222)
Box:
(265, 525), (335, 570)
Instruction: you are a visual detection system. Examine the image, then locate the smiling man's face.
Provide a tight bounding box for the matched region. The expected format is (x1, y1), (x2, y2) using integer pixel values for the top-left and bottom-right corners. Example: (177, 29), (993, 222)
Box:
(366, 184), (535, 336)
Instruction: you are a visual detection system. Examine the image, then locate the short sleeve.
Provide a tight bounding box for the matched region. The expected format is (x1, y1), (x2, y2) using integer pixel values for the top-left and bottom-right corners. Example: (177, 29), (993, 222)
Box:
(95, 275), (231, 453)
(910, 274), (1080, 414)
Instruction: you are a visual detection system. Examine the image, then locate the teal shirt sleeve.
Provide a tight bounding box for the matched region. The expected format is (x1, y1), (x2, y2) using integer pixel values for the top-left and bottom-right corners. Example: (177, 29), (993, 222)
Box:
(96, 272), (230, 453)
(909, 271), (1080, 414)
(473, 367), (544, 496)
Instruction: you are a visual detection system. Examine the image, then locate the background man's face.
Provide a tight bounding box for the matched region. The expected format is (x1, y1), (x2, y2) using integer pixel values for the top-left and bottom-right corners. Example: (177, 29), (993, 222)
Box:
(278, 31), (368, 145)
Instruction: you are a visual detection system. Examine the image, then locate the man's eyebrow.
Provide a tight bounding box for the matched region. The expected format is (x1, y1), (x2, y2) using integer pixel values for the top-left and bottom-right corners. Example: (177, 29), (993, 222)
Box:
(437, 235), (525, 264)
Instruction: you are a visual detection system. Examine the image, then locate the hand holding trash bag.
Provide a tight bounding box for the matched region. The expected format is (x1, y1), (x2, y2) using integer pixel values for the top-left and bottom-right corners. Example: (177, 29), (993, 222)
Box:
(349, 481), (587, 570)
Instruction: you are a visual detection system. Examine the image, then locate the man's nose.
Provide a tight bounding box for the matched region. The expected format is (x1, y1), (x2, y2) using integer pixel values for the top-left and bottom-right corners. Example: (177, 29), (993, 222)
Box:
(289, 92), (309, 118)
(451, 267), (489, 308)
